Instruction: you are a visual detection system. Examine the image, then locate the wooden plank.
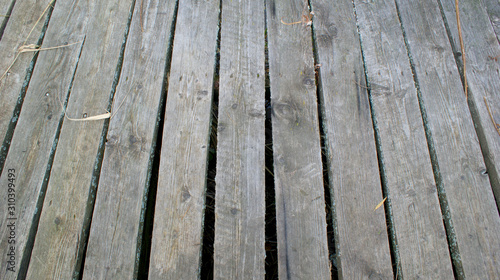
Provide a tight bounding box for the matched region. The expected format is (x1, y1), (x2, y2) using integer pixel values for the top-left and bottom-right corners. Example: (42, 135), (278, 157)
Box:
(0, 0), (15, 40)
(353, 0), (455, 278)
(24, 0), (134, 278)
(148, 0), (219, 278)
(265, 0), (331, 278)
(396, 0), (500, 278)
(441, 0), (500, 211)
(482, 0), (500, 43)
(0, 0), (52, 162)
(0, 0), (88, 278)
(212, 0), (266, 278)
(80, 1), (176, 279)
(310, 0), (393, 278)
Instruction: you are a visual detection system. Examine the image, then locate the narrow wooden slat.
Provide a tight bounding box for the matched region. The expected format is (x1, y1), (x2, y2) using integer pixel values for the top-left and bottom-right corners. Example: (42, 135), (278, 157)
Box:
(441, 0), (500, 211)
(25, 0), (134, 278)
(310, 0), (393, 278)
(148, 0), (219, 278)
(482, 0), (500, 43)
(265, 0), (330, 278)
(0, 0), (52, 158)
(396, 0), (500, 278)
(213, 0), (266, 278)
(0, 0), (88, 279)
(353, 0), (454, 278)
(0, 0), (15, 40)
(81, 1), (177, 279)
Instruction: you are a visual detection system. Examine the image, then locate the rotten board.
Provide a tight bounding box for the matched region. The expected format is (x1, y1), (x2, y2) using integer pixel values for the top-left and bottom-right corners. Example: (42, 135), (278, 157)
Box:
(0, 0), (52, 166)
(24, 0), (134, 278)
(212, 0), (266, 278)
(265, 0), (331, 279)
(353, 0), (455, 278)
(441, 0), (500, 211)
(396, 0), (500, 278)
(148, 0), (219, 278)
(0, 0), (89, 278)
(80, 1), (177, 279)
(310, 0), (393, 278)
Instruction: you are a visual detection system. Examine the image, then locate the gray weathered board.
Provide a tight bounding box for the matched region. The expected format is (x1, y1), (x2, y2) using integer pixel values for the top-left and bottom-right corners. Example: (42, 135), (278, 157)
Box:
(213, 0), (266, 278)
(311, 0), (393, 278)
(266, 0), (331, 278)
(0, 0), (87, 278)
(441, 0), (500, 211)
(354, 0), (454, 278)
(396, 0), (500, 278)
(483, 0), (500, 43)
(0, 0), (14, 37)
(81, 0), (177, 279)
(148, 0), (219, 278)
(0, 0), (53, 167)
(24, 0), (134, 278)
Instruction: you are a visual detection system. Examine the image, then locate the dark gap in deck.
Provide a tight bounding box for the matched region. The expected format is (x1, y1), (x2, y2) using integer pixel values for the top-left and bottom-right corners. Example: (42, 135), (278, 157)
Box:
(0, 1), (54, 176)
(351, 1), (402, 279)
(394, 1), (463, 278)
(74, 0), (137, 278)
(17, 34), (87, 280)
(199, 1), (222, 278)
(135, 0), (179, 278)
(0, 0), (16, 41)
(437, 0), (500, 211)
(307, 2), (338, 277)
(263, 5), (278, 278)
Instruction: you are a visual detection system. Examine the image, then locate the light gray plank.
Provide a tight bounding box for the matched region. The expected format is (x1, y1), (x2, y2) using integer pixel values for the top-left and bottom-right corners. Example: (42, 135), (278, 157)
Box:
(0, 0), (52, 161)
(0, 0), (15, 40)
(213, 0), (266, 278)
(310, 0), (393, 278)
(25, 0), (134, 278)
(266, 0), (331, 278)
(0, 0), (88, 278)
(441, 0), (500, 211)
(353, 0), (455, 278)
(397, 0), (500, 278)
(81, 1), (176, 279)
(148, 0), (219, 278)
(483, 0), (500, 43)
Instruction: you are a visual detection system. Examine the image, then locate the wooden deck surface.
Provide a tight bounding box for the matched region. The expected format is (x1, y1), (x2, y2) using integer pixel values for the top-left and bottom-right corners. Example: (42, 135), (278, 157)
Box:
(1, 0), (500, 279)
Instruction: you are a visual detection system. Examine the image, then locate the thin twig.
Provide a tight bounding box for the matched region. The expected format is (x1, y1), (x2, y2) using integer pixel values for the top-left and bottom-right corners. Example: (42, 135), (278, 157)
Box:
(484, 97), (500, 137)
(455, 0), (467, 98)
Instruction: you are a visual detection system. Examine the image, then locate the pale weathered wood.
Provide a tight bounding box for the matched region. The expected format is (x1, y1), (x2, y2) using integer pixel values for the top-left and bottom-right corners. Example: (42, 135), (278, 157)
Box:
(81, 1), (176, 279)
(24, 0), (134, 278)
(483, 0), (500, 43)
(310, 0), (393, 278)
(266, 0), (330, 278)
(0, 0), (15, 40)
(0, 0), (52, 164)
(441, 0), (500, 211)
(0, 0), (88, 279)
(212, 0), (266, 278)
(397, 0), (500, 278)
(148, 0), (219, 278)
(353, 0), (455, 278)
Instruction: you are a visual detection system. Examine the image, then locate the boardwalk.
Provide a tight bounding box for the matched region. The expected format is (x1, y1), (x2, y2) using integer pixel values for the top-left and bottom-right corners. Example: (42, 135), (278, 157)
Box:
(1, 0), (500, 279)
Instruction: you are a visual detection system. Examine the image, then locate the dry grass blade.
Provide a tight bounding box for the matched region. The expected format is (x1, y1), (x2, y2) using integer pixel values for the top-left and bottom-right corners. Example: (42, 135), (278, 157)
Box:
(455, 0), (467, 98)
(65, 112), (111, 121)
(374, 197), (387, 211)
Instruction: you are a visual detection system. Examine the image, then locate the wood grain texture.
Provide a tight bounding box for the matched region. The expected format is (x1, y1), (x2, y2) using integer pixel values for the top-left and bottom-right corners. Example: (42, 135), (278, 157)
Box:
(25, 0), (134, 278)
(0, 0), (15, 40)
(397, 0), (500, 278)
(310, 0), (393, 278)
(482, 0), (500, 43)
(212, 0), (266, 278)
(148, 0), (219, 278)
(81, 1), (176, 279)
(266, 0), (331, 278)
(353, 0), (454, 278)
(0, 0), (52, 160)
(441, 0), (500, 211)
(0, 0), (88, 279)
